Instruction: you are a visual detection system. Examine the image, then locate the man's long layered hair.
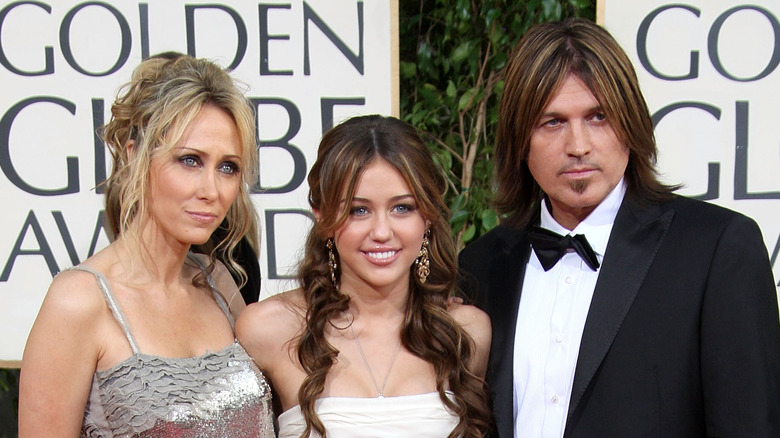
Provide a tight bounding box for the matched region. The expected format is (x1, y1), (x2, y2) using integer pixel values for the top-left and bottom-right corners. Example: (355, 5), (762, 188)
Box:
(494, 18), (678, 228)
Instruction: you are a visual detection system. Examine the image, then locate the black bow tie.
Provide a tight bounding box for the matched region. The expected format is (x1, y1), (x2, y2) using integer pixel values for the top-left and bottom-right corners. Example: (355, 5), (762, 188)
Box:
(528, 226), (601, 272)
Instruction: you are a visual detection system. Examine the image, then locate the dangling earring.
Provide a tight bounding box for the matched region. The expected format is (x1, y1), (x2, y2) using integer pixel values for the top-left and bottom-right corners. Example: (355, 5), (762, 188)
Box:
(326, 238), (338, 288)
(415, 229), (431, 284)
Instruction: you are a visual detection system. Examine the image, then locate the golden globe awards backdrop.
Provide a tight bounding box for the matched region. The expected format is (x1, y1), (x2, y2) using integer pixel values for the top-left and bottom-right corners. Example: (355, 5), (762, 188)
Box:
(599, 1), (779, 291)
(0, 0), (398, 365)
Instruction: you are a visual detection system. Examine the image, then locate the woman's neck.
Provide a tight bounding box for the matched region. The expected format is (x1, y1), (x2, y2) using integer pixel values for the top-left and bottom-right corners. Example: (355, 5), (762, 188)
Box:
(112, 227), (191, 289)
(340, 286), (408, 321)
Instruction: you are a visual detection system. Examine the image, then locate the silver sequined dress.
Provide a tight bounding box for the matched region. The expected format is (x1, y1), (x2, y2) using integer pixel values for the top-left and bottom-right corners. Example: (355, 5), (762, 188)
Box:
(72, 262), (275, 438)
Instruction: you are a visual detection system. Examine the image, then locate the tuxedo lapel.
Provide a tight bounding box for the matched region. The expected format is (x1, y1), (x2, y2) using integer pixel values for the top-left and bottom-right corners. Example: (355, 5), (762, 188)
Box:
(484, 226), (531, 438)
(567, 198), (675, 419)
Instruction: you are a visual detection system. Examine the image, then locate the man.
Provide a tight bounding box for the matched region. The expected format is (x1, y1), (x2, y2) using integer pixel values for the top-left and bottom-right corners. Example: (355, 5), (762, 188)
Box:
(458, 18), (780, 438)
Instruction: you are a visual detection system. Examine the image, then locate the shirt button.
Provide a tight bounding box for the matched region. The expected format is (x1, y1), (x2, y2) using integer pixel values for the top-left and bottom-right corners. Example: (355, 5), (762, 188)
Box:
(556, 336), (564, 343)
(551, 395), (559, 404)
(565, 276), (573, 284)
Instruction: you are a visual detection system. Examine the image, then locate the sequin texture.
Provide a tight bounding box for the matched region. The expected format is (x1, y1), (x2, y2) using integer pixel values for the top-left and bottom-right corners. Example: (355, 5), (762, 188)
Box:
(81, 343), (274, 438)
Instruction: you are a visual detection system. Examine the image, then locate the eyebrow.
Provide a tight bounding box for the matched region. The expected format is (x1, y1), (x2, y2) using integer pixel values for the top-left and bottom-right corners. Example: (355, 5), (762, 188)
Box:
(346, 194), (416, 204)
(174, 146), (242, 162)
(539, 105), (603, 119)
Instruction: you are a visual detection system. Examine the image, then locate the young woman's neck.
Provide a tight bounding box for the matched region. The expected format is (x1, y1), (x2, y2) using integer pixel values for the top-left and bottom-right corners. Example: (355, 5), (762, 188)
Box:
(341, 286), (408, 323)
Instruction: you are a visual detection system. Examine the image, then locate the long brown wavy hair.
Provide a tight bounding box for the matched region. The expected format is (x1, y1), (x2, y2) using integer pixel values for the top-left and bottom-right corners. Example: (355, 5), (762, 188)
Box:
(494, 18), (679, 228)
(101, 53), (259, 288)
(295, 115), (491, 437)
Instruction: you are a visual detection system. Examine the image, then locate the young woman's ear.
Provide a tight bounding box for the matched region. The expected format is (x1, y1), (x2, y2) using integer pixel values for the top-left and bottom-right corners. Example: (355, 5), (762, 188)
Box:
(313, 209), (322, 223)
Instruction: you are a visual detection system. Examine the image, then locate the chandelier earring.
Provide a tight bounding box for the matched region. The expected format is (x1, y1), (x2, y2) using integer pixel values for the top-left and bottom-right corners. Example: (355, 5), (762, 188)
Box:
(415, 229), (431, 284)
(326, 238), (339, 288)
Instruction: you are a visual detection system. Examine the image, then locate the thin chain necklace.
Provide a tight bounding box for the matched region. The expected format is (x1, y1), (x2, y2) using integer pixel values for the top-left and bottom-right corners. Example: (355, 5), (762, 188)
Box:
(349, 323), (402, 398)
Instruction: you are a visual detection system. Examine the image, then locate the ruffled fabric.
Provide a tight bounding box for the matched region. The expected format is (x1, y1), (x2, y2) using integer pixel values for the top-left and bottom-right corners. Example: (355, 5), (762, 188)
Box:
(81, 342), (274, 438)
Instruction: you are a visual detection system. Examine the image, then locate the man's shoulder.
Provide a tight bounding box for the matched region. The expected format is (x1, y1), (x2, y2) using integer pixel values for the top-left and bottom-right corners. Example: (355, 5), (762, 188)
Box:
(457, 225), (527, 305)
(460, 224), (526, 259)
(660, 194), (754, 226)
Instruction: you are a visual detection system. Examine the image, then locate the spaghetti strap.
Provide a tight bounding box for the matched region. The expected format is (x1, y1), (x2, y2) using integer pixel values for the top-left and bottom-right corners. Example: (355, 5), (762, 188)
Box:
(68, 265), (140, 354)
(186, 253), (235, 329)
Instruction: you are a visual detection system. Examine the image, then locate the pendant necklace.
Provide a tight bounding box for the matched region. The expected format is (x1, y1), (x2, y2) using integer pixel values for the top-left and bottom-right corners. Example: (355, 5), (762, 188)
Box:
(350, 323), (402, 398)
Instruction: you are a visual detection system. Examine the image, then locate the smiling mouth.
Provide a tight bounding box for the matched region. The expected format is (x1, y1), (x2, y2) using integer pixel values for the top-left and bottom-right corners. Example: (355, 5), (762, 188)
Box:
(366, 250), (397, 261)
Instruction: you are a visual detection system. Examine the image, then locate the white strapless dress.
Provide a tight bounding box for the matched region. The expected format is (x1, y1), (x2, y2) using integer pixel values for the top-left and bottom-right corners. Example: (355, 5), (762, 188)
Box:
(277, 391), (459, 438)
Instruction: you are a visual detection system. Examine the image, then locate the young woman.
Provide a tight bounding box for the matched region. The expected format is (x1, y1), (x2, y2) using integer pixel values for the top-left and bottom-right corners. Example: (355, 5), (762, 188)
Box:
(18, 54), (274, 437)
(237, 115), (492, 438)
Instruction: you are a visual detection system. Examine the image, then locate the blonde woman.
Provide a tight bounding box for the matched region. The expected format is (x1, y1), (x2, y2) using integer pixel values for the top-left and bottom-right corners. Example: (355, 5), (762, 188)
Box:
(19, 54), (274, 437)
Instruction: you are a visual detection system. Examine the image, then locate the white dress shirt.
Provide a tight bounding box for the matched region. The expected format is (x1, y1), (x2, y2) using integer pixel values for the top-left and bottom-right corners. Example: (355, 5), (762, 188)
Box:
(513, 180), (626, 438)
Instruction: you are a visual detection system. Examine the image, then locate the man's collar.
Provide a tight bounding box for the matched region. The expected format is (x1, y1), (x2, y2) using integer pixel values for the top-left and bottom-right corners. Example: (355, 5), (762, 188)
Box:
(539, 178), (626, 256)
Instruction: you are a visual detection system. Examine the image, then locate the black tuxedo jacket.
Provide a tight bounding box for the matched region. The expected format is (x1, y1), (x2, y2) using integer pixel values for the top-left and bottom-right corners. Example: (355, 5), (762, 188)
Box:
(458, 195), (780, 437)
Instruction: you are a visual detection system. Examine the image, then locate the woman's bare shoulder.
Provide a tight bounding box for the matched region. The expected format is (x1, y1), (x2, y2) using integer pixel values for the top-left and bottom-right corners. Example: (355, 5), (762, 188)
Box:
(44, 267), (111, 318)
(447, 301), (490, 330)
(447, 302), (491, 348)
(236, 289), (305, 348)
(247, 288), (305, 317)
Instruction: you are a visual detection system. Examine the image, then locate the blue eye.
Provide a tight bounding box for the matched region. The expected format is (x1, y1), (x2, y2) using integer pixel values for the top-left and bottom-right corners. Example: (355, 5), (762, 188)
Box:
(350, 206), (369, 216)
(180, 155), (200, 167)
(219, 162), (239, 175)
(393, 204), (415, 214)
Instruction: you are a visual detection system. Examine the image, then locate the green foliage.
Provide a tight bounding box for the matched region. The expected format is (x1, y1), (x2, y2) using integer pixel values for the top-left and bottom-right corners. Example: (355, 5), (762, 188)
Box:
(0, 370), (12, 392)
(0, 368), (19, 434)
(399, 0), (595, 249)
